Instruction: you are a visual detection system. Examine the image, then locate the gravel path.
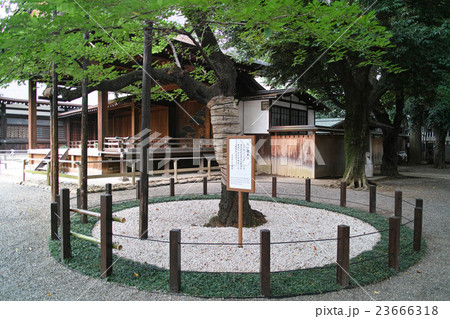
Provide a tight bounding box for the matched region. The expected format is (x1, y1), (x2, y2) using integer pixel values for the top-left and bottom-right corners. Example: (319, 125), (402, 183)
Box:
(0, 160), (449, 301)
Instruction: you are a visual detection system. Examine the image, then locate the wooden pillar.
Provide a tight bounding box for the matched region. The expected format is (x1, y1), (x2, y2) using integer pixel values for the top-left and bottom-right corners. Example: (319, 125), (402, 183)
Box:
(97, 90), (108, 151)
(50, 202), (59, 241)
(50, 66), (59, 202)
(369, 185), (376, 214)
(60, 188), (71, 260)
(394, 190), (402, 219)
(340, 181), (347, 207)
(388, 216), (401, 271)
(100, 194), (113, 278)
(413, 207), (423, 252)
(139, 22), (152, 240)
(272, 176), (277, 197)
(305, 178), (311, 202)
(28, 79), (37, 150)
(337, 225), (350, 287)
(260, 229), (271, 297)
(170, 177), (175, 196)
(169, 229), (181, 293)
(131, 99), (136, 137)
(203, 176), (208, 195)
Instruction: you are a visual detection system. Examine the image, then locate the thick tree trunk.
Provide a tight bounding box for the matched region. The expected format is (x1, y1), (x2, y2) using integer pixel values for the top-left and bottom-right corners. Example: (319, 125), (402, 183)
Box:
(380, 91), (404, 176)
(433, 127), (446, 169)
(380, 127), (399, 176)
(205, 96), (266, 227)
(409, 119), (423, 165)
(342, 100), (370, 189)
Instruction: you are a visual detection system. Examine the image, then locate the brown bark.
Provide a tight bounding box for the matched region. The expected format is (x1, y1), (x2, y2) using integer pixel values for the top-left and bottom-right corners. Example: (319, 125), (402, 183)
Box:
(433, 127), (446, 169)
(205, 96), (266, 227)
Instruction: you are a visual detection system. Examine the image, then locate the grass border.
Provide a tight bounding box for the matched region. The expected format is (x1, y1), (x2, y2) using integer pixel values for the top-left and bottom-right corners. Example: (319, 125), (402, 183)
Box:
(49, 195), (425, 298)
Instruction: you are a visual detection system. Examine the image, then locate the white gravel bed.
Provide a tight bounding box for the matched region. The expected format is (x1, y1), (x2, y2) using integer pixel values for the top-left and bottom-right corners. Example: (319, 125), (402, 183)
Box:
(92, 200), (380, 273)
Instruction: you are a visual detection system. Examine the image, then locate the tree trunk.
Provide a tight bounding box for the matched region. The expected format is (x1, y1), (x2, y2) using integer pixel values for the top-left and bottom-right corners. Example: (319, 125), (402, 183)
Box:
(409, 119), (423, 165)
(380, 127), (399, 176)
(433, 127), (446, 169)
(342, 100), (370, 189)
(205, 96), (266, 227)
(380, 90), (404, 176)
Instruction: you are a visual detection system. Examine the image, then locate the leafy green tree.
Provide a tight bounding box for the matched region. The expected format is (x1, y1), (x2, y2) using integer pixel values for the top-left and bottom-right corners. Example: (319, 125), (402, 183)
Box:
(228, 0), (396, 188)
(0, 0), (304, 226)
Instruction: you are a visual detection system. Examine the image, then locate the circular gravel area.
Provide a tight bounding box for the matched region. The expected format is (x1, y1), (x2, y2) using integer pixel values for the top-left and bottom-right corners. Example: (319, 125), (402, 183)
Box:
(92, 200), (380, 272)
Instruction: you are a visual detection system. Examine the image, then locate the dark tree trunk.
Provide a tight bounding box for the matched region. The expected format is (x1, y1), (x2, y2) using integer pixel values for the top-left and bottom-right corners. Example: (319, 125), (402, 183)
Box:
(409, 119), (423, 165)
(433, 127), (446, 169)
(379, 90), (404, 176)
(342, 98), (370, 189)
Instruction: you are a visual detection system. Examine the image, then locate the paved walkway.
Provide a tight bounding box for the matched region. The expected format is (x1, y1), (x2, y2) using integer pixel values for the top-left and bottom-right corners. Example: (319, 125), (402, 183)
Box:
(0, 160), (449, 301)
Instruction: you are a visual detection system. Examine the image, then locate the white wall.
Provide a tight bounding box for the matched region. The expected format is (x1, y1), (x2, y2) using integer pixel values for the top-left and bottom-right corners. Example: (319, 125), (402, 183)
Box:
(239, 100), (269, 134)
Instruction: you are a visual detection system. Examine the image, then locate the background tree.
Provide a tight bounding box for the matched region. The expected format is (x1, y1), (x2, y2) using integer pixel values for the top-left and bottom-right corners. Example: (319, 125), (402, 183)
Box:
(227, 0), (396, 188)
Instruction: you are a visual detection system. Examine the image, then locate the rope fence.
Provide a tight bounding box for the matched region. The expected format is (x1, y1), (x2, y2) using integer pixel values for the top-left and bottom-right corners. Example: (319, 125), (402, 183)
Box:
(50, 175), (425, 297)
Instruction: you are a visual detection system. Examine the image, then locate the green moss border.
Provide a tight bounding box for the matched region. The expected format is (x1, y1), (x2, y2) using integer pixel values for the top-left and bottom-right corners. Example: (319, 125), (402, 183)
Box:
(49, 195), (425, 298)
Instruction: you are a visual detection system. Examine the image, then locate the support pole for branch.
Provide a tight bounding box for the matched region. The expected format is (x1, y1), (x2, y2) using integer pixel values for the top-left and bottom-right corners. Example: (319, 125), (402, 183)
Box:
(337, 225), (350, 287)
(169, 229), (181, 293)
(80, 30), (89, 215)
(77, 188), (87, 224)
(388, 216), (401, 271)
(272, 176), (277, 198)
(369, 185), (376, 213)
(60, 188), (71, 260)
(340, 181), (347, 207)
(413, 207), (423, 252)
(139, 22), (153, 240)
(50, 65), (59, 202)
(100, 194), (113, 278)
(260, 229), (271, 297)
(136, 180), (140, 200)
(305, 178), (311, 202)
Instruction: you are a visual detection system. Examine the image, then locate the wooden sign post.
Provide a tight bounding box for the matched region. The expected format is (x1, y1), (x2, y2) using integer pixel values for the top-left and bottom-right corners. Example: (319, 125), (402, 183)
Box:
(227, 136), (256, 247)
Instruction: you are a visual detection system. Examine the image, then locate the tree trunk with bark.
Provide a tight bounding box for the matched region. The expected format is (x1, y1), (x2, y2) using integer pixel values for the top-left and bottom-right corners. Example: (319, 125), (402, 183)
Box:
(205, 96), (266, 227)
(342, 99), (370, 189)
(433, 127), (446, 169)
(409, 119), (423, 165)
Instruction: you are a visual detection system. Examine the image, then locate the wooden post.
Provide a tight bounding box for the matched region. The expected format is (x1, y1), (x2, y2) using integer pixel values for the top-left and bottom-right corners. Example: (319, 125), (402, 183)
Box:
(238, 191), (243, 248)
(105, 183), (112, 195)
(203, 176), (208, 195)
(139, 22), (153, 241)
(28, 79), (37, 150)
(136, 180), (140, 200)
(173, 160), (178, 182)
(207, 159), (211, 178)
(22, 159), (26, 182)
(337, 225), (350, 287)
(395, 191), (402, 219)
(131, 163), (136, 185)
(60, 188), (72, 260)
(340, 181), (347, 207)
(369, 185), (376, 214)
(97, 91), (108, 152)
(77, 188), (87, 224)
(170, 177), (175, 197)
(305, 178), (311, 202)
(46, 162), (51, 186)
(260, 229), (270, 297)
(388, 216), (401, 271)
(50, 202), (59, 241)
(413, 207), (423, 252)
(272, 176), (277, 198)
(169, 229), (181, 293)
(415, 198), (423, 209)
(100, 194), (113, 278)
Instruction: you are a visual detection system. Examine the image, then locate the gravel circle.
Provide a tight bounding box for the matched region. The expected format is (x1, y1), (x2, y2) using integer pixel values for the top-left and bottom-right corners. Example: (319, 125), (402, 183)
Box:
(92, 199), (380, 272)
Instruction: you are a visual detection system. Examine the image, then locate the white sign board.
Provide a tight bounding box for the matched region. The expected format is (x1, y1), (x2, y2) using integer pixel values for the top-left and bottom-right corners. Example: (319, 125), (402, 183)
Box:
(227, 136), (255, 193)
